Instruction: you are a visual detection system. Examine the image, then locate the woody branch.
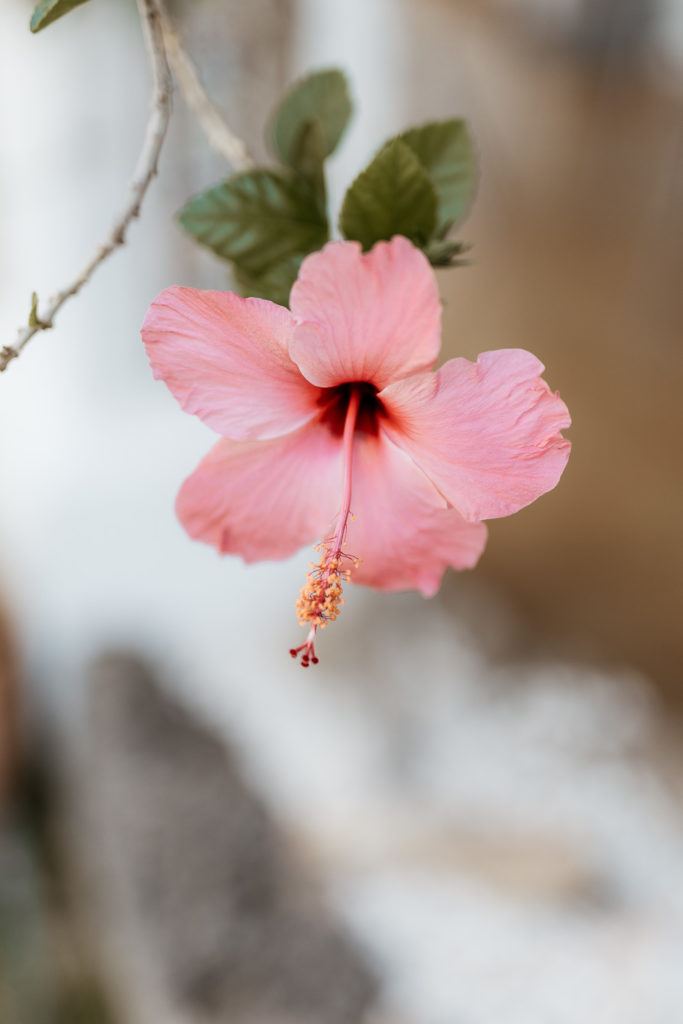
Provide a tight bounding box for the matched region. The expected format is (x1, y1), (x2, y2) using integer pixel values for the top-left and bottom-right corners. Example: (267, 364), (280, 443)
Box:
(159, 8), (253, 171)
(0, 0), (173, 374)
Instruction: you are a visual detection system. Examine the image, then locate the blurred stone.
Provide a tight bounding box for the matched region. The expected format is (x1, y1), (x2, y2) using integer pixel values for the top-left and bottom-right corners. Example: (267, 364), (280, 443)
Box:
(0, 743), (117, 1024)
(85, 653), (376, 1024)
(0, 603), (18, 806)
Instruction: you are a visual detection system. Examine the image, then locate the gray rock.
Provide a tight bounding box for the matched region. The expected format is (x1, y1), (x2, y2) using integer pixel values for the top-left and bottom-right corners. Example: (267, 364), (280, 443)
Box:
(87, 653), (376, 1024)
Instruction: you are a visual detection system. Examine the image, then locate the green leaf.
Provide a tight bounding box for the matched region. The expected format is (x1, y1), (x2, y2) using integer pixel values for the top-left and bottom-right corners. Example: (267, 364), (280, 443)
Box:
(178, 169), (328, 276)
(28, 292), (40, 327)
(339, 139), (437, 251)
(399, 119), (477, 235)
(30, 0), (91, 33)
(271, 69), (352, 178)
(233, 257), (302, 308)
(424, 238), (472, 267)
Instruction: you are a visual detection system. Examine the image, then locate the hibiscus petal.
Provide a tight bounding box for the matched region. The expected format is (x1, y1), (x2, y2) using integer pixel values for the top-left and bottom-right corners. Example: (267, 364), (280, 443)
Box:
(345, 431), (488, 596)
(380, 349), (571, 522)
(289, 236), (441, 390)
(142, 287), (322, 440)
(176, 419), (343, 562)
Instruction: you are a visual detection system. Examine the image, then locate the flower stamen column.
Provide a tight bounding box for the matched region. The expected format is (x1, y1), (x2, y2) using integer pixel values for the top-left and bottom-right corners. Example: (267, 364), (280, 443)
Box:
(290, 386), (362, 666)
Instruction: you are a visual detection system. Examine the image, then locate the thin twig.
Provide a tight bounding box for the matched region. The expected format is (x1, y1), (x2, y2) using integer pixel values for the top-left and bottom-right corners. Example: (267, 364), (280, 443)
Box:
(1, 0), (173, 374)
(160, 9), (253, 171)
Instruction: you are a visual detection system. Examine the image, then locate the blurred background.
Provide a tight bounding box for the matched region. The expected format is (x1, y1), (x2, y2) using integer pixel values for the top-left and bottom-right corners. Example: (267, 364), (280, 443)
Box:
(1, 0), (683, 1021)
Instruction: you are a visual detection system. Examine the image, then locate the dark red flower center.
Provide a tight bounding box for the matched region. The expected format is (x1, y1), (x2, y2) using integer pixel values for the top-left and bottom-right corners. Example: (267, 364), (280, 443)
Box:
(318, 381), (384, 438)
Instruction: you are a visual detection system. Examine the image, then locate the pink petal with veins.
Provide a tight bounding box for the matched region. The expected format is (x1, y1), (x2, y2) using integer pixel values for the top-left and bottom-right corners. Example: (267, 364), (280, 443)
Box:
(143, 286), (322, 441)
(380, 348), (571, 522)
(346, 431), (488, 596)
(176, 418), (342, 563)
(289, 236), (441, 390)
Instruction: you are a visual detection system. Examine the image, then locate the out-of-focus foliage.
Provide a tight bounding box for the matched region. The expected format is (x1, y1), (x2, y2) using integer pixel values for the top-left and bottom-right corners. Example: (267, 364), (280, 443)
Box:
(232, 257), (306, 309)
(178, 68), (477, 304)
(30, 0), (91, 33)
(179, 68), (349, 305)
(179, 171), (328, 305)
(270, 68), (352, 183)
(423, 238), (471, 267)
(339, 138), (438, 250)
(399, 119), (477, 235)
(340, 120), (477, 263)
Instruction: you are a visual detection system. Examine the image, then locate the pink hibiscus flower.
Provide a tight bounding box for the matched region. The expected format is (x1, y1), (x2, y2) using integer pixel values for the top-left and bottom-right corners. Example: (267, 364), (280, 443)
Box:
(142, 236), (570, 666)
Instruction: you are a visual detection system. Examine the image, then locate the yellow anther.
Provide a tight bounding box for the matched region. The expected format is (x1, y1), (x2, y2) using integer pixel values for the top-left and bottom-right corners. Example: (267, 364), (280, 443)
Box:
(295, 539), (357, 628)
